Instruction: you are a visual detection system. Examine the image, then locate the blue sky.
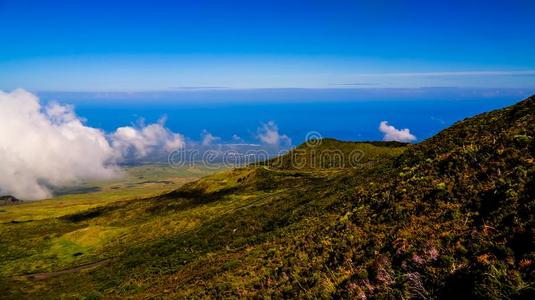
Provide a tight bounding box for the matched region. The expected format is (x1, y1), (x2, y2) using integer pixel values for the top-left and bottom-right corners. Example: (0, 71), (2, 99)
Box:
(1, 0), (534, 91)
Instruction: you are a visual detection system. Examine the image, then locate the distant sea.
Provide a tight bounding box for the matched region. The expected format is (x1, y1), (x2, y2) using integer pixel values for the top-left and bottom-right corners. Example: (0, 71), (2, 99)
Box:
(51, 95), (524, 146)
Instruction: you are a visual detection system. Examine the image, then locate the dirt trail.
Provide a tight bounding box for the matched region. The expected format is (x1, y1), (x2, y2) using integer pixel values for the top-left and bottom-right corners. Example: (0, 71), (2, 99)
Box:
(17, 259), (111, 280)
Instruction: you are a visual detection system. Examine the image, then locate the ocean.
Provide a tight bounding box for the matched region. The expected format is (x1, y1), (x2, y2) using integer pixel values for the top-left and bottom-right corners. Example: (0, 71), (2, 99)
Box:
(62, 97), (520, 146)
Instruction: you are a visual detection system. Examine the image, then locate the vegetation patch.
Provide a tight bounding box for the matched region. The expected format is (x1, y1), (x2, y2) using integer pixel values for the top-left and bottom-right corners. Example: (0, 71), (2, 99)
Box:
(1, 97), (535, 299)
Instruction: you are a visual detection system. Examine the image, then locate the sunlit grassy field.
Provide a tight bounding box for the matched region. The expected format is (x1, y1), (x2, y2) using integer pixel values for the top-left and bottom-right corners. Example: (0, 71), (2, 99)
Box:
(0, 142), (393, 298)
(0, 164), (219, 223)
(0, 164), (224, 282)
(0, 163), (349, 298)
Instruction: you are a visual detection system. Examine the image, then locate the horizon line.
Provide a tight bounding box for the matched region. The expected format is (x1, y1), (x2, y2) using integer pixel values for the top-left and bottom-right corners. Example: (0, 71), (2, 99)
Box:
(6, 86), (534, 94)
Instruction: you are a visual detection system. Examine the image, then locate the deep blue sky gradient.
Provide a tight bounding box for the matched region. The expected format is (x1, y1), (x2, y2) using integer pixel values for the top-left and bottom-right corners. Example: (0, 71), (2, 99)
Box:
(1, 0), (534, 91)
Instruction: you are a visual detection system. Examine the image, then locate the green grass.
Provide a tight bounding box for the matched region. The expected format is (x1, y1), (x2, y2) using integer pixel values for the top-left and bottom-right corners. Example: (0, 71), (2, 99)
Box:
(0, 164), (224, 280)
(1, 96), (535, 299)
(0, 143), (401, 298)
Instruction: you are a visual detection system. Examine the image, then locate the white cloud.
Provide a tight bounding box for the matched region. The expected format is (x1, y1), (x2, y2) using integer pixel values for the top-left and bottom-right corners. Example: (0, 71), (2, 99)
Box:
(0, 89), (184, 200)
(200, 130), (220, 146)
(378, 121), (416, 143)
(231, 134), (242, 142)
(111, 120), (184, 158)
(353, 70), (535, 77)
(256, 121), (291, 147)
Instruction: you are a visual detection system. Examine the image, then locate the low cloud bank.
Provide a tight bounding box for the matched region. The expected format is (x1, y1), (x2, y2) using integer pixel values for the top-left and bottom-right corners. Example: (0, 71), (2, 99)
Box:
(200, 130), (221, 146)
(378, 121), (417, 142)
(111, 119), (184, 159)
(0, 89), (184, 200)
(257, 121), (292, 147)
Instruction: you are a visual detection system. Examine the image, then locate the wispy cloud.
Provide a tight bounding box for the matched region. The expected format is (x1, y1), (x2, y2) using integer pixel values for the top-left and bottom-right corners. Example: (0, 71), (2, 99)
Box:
(256, 121), (291, 147)
(511, 73), (535, 77)
(353, 70), (535, 78)
(170, 86), (229, 90)
(330, 83), (379, 86)
(201, 130), (221, 146)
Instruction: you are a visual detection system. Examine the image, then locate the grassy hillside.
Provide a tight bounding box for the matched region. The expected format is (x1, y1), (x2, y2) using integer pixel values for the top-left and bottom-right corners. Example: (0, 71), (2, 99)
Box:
(1, 96), (534, 299)
(265, 138), (407, 169)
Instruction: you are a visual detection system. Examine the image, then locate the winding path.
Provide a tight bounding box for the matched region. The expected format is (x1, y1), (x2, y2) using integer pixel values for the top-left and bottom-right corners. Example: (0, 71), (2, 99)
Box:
(17, 259), (111, 280)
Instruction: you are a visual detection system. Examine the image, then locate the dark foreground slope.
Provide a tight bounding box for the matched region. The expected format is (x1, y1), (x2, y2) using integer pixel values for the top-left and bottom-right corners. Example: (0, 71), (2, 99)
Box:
(341, 95), (535, 299)
(1, 96), (534, 299)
